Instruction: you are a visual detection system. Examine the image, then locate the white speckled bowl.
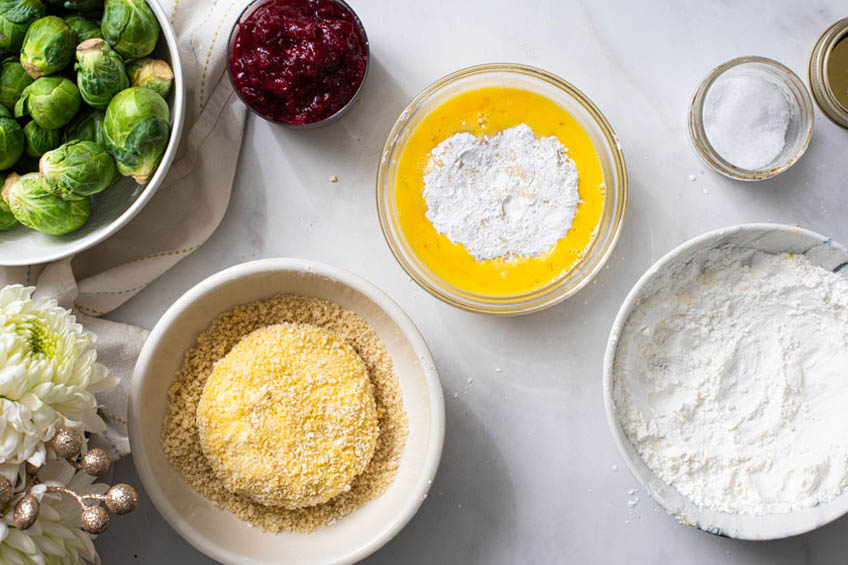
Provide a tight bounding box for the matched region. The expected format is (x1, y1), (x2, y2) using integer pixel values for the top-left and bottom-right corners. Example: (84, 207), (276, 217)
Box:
(129, 259), (445, 564)
(0, 0), (185, 266)
(603, 223), (848, 540)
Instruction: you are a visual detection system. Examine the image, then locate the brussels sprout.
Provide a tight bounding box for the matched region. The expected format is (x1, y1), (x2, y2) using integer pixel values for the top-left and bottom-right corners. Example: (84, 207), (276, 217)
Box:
(2, 171), (89, 234)
(23, 119), (59, 157)
(0, 103), (9, 116)
(64, 15), (101, 42)
(0, 196), (17, 229)
(0, 58), (32, 109)
(0, 0), (44, 23)
(20, 16), (77, 79)
(15, 76), (81, 129)
(63, 107), (104, 144)
(0, 174), (18, 230)
(126, 57), (172, 99)
(40, 139), (115, 199)
(0, 113), (22, 168)
(104, 86), (168, 184)
(0, 17), (28, 54)
(0, 0), (44, 54)
(75, 38), (128, 110)
(101, 0), (158, 60)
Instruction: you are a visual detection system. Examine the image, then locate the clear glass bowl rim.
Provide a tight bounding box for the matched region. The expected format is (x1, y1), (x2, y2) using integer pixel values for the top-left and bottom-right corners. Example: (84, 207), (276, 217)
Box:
(376, 62), (628, 315)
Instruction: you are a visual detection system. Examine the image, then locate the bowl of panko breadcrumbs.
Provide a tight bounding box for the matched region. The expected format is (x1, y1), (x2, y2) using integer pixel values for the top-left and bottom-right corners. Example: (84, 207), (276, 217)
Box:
(128, 258), (445, 565)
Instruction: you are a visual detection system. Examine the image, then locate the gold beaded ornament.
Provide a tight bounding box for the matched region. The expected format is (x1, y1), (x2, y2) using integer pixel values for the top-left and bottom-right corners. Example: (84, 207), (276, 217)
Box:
(0, 428), (138, 534)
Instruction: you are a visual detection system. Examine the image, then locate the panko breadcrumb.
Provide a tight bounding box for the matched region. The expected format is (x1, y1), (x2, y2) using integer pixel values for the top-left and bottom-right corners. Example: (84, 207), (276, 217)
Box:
(161, 295), (408, 533)
(197, 323), (379, 509)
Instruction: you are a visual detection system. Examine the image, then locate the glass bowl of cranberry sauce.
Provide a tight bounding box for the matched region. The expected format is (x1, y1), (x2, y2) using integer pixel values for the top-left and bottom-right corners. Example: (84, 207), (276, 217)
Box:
(227, 0), (370, 127)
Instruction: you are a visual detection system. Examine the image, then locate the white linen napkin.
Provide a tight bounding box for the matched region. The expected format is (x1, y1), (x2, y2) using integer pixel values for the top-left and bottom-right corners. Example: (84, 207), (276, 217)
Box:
(0, 0), (249, 456)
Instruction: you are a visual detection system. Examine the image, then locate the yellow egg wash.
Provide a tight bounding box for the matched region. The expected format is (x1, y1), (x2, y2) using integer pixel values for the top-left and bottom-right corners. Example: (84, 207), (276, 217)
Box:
(394, 87), (606, 296)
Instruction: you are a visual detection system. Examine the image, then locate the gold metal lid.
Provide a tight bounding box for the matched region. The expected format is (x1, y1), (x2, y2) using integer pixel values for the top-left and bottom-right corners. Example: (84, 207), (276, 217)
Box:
(809, 17), (848, 128)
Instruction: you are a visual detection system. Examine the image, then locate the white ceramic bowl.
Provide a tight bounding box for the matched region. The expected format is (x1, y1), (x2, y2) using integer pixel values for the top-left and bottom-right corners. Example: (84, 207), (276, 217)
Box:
(603, 223), (848, 540)
(129, 259), (445, 564)
(0, 0), (185, 266)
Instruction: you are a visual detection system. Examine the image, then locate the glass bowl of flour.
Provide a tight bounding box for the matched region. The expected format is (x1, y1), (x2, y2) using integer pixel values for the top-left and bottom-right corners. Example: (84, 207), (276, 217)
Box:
(688, 57), (814, 181)
(604, 223), (848, 539)
(377, 63), (628, 315)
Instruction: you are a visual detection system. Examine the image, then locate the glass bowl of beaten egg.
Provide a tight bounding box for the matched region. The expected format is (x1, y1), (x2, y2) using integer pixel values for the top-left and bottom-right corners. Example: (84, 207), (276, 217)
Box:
(377, 63), (627, 315)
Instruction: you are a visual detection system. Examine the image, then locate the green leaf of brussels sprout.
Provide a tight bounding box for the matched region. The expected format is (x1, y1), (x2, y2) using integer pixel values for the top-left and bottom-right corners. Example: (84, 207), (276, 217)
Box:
(40, 139), (116, 199)
(20, 16), (78, 79)
(0, 0), (45, 53)
(126, 57), (172, 99)
(0, 103), (9, 117)
(15, 76), (81, 129)
(0, 173), (19, 230)
(64, 15), (101, 42)
(0, 0), (45, 25)
(101, 0), (159, 60)
(0, 58), (33, 110)
(23, 119), (60, 157)
(63, 107), (104, 145)
(75, 38), (128, 110)
(0, 199), (17, 229)
(0, 198), (18, 229)
(104, 86), (169, 184)
(0, 114), (23, 168)
(0, 14), (31, 53)
(2, 171), (90, 234)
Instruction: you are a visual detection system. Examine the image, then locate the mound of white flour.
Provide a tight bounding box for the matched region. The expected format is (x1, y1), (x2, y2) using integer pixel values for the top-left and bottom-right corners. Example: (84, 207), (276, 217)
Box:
(422, 124), (579, 261)
(614, 247), (848, 515)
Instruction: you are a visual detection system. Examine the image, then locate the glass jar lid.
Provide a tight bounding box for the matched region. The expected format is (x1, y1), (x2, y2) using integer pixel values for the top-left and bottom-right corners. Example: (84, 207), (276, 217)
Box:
(809, 17), (848, 128)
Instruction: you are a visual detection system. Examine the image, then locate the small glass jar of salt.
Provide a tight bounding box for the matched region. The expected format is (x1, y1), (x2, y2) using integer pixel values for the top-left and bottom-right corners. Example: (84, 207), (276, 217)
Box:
(689, 56), (814, 181)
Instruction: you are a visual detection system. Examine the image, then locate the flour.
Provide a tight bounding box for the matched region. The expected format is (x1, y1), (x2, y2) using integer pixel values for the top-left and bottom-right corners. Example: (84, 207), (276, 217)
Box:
(614, 247), (848, 515)
(422, 124), (579, 261)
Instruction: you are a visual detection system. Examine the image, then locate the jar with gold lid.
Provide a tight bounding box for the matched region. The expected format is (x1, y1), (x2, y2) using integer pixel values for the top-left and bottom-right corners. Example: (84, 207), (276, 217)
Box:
(809, 17), (848, 128)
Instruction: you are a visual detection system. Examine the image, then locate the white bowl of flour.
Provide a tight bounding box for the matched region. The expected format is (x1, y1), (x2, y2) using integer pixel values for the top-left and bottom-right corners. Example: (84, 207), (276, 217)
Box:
(604, 223), (848, 539)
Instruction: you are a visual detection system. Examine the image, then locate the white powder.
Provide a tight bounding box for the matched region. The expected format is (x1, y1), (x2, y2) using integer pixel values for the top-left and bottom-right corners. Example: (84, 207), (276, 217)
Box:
(703, 69), (793, 171)
(614, 247), (848, 515)
(422, 124), (579, 261)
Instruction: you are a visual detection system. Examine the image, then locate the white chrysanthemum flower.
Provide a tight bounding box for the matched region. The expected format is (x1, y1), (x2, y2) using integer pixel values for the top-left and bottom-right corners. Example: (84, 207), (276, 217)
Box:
(0, 285), (117, 469)
(0, 459), (106, 565)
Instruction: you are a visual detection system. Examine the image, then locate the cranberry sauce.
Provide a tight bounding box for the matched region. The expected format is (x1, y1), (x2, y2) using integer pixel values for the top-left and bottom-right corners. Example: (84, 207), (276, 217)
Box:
(229, 0), (368, 125)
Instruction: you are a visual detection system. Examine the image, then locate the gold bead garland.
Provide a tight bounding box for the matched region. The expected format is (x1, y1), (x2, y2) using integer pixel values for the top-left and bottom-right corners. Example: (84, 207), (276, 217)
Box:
(3, 428), (138, 535)
(79, 448), (111, 477)
(0, 475), (12, 508)
(12, 495), (39, 530)
(81, 505), (110, 535)
(52, 428), (84, 459)
(105, 483), (138, 515)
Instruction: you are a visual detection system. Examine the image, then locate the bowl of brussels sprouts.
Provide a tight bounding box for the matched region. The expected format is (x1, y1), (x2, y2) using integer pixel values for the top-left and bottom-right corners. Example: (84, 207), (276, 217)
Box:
(0, 0), (184, 266)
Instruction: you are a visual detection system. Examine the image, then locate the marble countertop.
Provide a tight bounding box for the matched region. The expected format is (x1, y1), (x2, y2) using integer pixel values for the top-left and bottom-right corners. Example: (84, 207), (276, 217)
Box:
(97, 0), (848, 562)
